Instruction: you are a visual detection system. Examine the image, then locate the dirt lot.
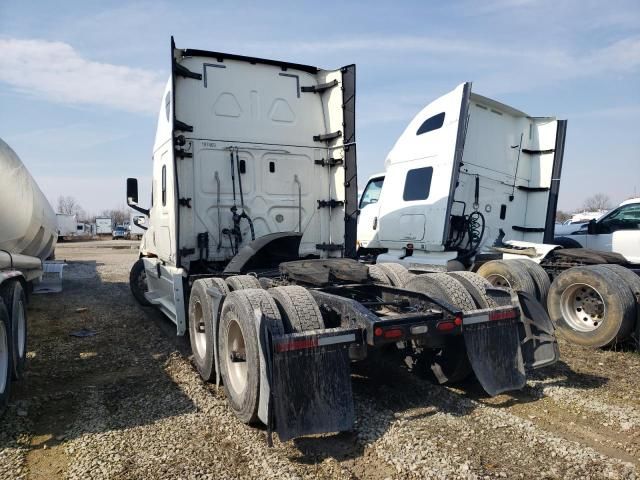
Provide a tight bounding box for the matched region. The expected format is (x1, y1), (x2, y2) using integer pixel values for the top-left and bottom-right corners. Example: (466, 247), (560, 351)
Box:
(0, 240), (638, 479)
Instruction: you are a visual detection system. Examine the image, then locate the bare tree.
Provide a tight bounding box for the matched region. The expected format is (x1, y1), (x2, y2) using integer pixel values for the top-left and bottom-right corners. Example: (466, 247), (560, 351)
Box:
(101, 205), (129, 226)
(56, 195), (85, 219)
(582, 193), (611, 211)
(555, 210), (571, 223)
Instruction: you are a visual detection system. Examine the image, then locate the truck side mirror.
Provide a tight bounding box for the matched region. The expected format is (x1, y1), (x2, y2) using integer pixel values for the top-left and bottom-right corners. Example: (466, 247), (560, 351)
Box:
(126, 178), (150, 216)
(127, 178), (139, 204)
(133, 215), (148, 230)
(587, 219), (598, 235)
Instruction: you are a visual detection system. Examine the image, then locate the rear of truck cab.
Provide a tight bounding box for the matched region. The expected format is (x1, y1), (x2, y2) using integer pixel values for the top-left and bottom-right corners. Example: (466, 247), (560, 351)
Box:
(374, 82), (567, 267)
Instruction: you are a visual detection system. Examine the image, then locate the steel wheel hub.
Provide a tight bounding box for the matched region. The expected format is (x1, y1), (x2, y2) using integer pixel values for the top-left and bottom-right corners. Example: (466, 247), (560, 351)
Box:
(192, 300), (207, 359)
(226, 318), (247, 397)
(560, 283), (606, 332)
(485, 273), (511, 289)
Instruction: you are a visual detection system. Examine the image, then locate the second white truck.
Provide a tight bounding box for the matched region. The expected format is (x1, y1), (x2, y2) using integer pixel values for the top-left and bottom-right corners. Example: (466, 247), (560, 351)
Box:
(357, 83), (640, 349)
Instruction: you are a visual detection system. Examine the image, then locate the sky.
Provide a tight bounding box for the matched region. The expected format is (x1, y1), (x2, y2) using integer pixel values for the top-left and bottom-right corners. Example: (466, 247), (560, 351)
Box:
(1, 0), (639, 217)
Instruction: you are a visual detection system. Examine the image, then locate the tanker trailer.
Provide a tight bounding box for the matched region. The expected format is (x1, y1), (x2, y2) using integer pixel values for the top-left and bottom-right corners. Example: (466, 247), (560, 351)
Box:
(0, 137), (58, 413)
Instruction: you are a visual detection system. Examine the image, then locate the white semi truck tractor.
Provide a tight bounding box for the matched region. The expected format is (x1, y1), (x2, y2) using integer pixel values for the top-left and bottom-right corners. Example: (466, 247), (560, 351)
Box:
(0, 138), (58, 413)
(126, 39), (559, 442)
(356, 83), (640, 349)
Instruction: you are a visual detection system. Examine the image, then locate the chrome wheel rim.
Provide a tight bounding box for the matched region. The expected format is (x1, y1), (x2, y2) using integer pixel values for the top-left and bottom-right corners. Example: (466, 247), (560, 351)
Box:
(226, 318), (247, 397)
(485, 273), (511, 289)
(192, 300), (207, 360)
(560, 283), (605, 332)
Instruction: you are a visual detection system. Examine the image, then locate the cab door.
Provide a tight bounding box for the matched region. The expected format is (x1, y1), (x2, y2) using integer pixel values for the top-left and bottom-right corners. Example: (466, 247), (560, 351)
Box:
(357, 175), (384, 249)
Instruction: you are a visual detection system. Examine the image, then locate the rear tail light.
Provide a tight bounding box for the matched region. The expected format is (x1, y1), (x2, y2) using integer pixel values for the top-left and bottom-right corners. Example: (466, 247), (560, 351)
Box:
(383, 328), (404, 339)
(275, 337), (318, 352)
(489, 308), (518, 322)
(436, 321), (457, 332)
(374, 326), (405, 340)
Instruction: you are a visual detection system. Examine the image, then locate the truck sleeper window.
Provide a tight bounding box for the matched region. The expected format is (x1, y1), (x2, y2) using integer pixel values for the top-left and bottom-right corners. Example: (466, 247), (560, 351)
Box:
(416, 112), (445, 135)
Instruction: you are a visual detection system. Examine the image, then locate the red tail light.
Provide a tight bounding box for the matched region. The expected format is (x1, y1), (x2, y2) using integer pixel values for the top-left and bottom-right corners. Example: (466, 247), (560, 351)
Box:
(489, 308), (518, 322)
(275, 337), (318, 352)
(436, 321), (456, 332)
(383, 328), (404, 339)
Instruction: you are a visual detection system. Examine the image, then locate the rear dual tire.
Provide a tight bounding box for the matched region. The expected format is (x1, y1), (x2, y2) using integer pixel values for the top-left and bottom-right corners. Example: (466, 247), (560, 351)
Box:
(477, 260), (537, 298)
(218, 289), (284, 424)
(189, 278), (229, 382)
(405, 273), (474, 384)
(374, 263), (413, 287)
(548, 265), (637, 348)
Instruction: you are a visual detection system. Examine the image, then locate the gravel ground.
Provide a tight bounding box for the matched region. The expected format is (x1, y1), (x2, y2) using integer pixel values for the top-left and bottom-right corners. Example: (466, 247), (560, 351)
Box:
(0, 240), (638, 479)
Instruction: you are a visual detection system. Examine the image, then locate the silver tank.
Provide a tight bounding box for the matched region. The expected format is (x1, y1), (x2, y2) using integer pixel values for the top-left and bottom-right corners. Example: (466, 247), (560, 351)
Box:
(0, 138), (57, 260)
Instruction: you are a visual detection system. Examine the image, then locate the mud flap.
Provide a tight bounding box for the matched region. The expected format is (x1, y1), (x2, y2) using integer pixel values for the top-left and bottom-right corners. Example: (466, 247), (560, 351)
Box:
(516, 291), (559, 370)
(463, 312), (526, 396)
(267, 330), (358, 442)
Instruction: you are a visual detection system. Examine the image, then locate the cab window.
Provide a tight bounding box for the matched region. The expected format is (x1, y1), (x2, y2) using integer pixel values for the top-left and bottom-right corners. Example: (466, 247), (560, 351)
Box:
(598, 204), (640, 233)
(161, 165), (167, 206)
(403, 167), (433, 201)
(359, 177), (384, 209)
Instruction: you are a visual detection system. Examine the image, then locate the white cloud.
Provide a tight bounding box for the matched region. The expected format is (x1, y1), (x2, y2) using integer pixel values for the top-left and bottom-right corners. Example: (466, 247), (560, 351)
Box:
(0, 38), (166, 115)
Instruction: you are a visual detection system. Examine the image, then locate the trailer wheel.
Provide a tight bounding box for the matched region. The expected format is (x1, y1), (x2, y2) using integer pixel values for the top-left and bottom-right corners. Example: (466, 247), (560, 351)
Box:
(368, 265), (391, 285)
(219, 289), (283, 424)
(477, 260), (537, 297)
(0, 303), (12, 414)
(404, 275), (449, 303)
(129, 259), (151, 306)
(598, 265), (640, 345)
(375, 263), (413, 287)
(0, 281), (27, 380)
(548, 265), (636, 347)
(189, 278), (228, 382)
(447, 271), (499, 309)
(513, 259), (551, 304)
(598, 264), (640, 301)
(269, 286), (324, 333)
(225, 275), (262, 291)
(404, 275), (472, 384)
(424, 273), (476, 312)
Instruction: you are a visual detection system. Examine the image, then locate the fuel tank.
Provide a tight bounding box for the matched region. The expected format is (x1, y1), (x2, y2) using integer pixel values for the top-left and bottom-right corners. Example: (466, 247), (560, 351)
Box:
(0, 138), (57, 260)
